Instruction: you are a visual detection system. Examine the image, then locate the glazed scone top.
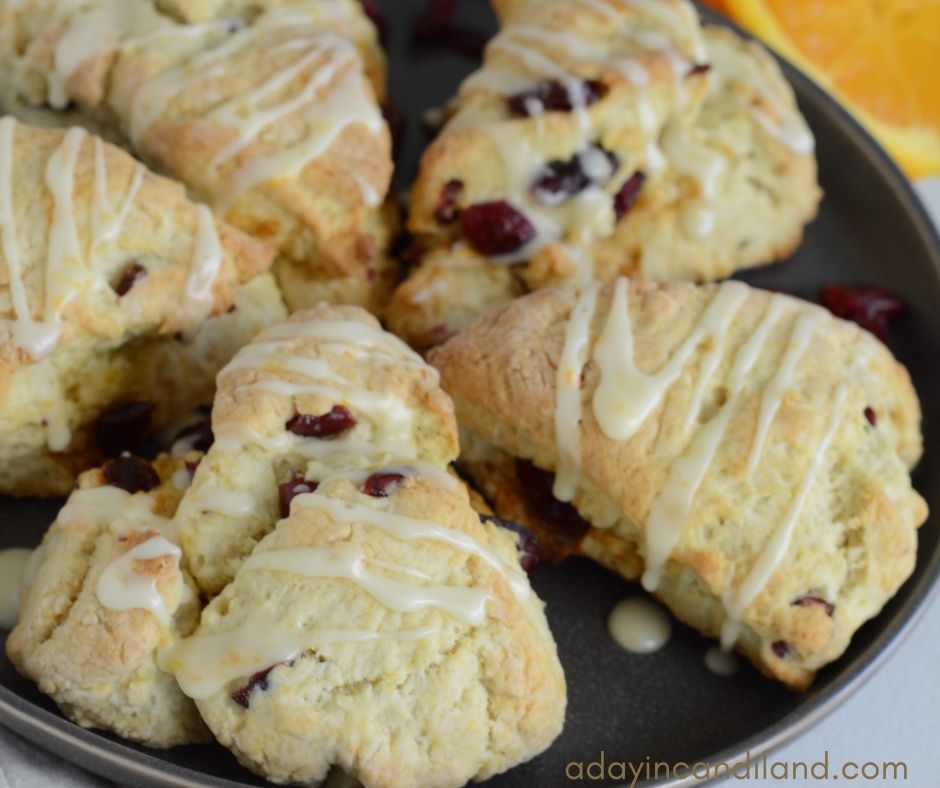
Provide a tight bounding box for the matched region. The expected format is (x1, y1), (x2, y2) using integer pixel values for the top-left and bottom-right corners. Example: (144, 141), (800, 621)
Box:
(0, 120), (273, 379)
(2, 0), (391, 273)
(430, 280), (926, 685)
(409, 0), (813, 281)
(6, 451), (208, 747)
(176, 304), (459, 594)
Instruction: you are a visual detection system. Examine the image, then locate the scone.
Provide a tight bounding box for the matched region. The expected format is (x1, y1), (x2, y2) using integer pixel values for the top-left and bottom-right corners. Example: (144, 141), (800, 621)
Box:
(0, 119), (285, 497)
(176, 303), (458, 595)
(429, 279), (927, 689)
(167, 305), (566, 786)
(6, 451), (209, 747)
(0, 0), (396, 312)
(387, 0), (820, 348)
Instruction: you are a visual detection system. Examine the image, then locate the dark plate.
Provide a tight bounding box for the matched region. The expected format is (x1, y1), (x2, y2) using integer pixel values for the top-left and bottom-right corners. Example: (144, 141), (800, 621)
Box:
(2, 3), (939, 787)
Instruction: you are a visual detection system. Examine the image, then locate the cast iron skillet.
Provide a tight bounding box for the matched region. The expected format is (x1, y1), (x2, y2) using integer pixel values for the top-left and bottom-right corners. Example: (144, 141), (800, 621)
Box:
(1, 3), (938, 787)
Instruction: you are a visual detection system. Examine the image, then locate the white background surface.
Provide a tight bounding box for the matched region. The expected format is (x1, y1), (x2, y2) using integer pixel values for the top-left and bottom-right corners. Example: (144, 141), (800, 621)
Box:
(2, 182), (939, 788)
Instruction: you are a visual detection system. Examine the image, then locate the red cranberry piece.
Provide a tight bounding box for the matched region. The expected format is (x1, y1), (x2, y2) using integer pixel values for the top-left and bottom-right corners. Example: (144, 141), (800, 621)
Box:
(460, 201), (536, 256)
(771, 640), (789, 658)
(278, 474), (318, 518)
(434, 179), (464, 224)
(818, 285), (906, 342)
(413, 0), (487, 59)
(482, 515), (541, 574)
(112, 263), (147, 297)
(231, 661), (292, 708)
(507, 79), (604, 116)
(687, 63), (711, 76)
(362, 471), (406, 497)
(792, 595), (835, 617)
(357, 0), (389, 44)
(286, 405), (357, 439)
(515, 460), (591, 542)
(102, 454), (160, 493)
(613, 170), (646, 222)
(172, 416), (214, 454)
(531, 146), (618, 205)
(864, 406), (877, 426)
(95, 401), (155, 458)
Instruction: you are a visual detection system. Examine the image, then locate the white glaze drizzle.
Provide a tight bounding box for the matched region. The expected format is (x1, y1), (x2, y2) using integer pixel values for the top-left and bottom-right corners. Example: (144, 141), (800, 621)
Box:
(607, 596), (672, 654)
(192, 489), (256, 517)
(91, 137), (144, 253)
(720, 384), (847, 649)
(553, 282), (601, 501)
(707, 33), (814, 154)
(592, 278), (749, 442)
(177, 205), (223, 330)
(0, 548), (34, 630)
(245, 547), (490, 626)
(95, 536), (182, 626)
(291, 493), (530, 601)
(165, 616), (438, 700)
(704, 645), (739, 676)
(747, 310), (822, 472)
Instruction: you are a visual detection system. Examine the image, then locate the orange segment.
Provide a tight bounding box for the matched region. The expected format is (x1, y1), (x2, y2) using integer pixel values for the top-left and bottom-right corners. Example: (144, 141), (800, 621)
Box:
(717, 0), (940, 175)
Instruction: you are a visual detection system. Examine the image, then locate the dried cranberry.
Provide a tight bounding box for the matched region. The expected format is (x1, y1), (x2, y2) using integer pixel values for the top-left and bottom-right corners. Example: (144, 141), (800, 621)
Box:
(286, 405), (357, 439)
(687, 63), (711, 76)
(482, 515), (541, 574)
(95, 401), (155, 458)
(278, 474), (317, 518)
(112, 263), (147, 297)
(357, 0), (389, 44)
(613, 170), (646, 222)
(102, 454), (159, 493)
(231, 662), (291, 708)
(507, 79), (604, 116)
(771, 640), (789, 658)
(172, 416), (213, 454)
(515, 460), (591, 543)
(864, 406), (877, 426)
(531, 146), (618, 205)
(412, 0), (487, 59)
(460, 201), (536, 256)
(818, 285), (906, 342)
(792, 595), (835, 617)
(362, 472), (406, 497)
(434, 179), (464, 224)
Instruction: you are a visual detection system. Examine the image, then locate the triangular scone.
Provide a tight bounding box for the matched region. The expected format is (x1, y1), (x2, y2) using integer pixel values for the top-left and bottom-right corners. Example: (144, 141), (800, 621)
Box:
(0, 0), (395, 311)
(429, 279), (927, 689)
(7, 451), (209, 747)
(176, 304), (458, 595)
(387, 1), (820, 348)
(0, 119), (283, 497)
(166, 466), (565, 787)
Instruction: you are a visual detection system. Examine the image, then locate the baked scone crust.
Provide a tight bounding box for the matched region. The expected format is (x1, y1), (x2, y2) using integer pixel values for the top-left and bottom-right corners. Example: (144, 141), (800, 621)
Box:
(430, 280), (926, 688)
(0, 121), (283, 497)
(388, 0), (820, 348)
(6, 452), (209, 747)
(0, 0), (395, 312)
(177, 304), (459, 595)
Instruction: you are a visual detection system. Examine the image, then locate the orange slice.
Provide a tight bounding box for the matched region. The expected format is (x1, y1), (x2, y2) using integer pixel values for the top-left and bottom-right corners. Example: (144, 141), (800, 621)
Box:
(704, 0), (940, 176)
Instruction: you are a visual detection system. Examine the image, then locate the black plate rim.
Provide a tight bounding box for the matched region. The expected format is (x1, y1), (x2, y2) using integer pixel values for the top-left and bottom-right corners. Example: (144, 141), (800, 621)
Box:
(2, 9), (940, 788)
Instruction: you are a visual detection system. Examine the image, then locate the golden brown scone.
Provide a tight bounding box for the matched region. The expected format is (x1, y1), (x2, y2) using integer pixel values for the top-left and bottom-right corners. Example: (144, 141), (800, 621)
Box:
(0, 119), (283, 497)
(388, 0), (820, 348)
(167, 471), (565, 787)
(176, 304), (459, 595)
(430, 279), (926, 689)
(6, 452), (209, 747)
(0, 0), (395, 312)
